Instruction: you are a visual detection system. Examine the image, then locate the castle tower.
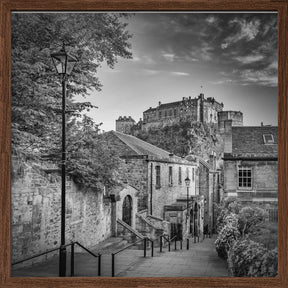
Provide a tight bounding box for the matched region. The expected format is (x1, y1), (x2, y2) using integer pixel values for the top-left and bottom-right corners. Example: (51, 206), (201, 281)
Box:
(218, 111), (243, 132)
(115, 116), (135, 134)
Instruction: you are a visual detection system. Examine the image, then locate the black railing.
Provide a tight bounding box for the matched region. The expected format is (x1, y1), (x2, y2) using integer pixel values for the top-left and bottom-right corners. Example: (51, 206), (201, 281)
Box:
(12, 241), (101, 277)
(73, 241), (101, 277)
(160, 235), (190, 252)
(111, 237), (153, 277)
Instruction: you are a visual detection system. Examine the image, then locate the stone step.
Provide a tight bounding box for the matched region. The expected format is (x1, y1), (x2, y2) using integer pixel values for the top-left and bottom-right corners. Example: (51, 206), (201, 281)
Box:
(90, 237), (128, 255)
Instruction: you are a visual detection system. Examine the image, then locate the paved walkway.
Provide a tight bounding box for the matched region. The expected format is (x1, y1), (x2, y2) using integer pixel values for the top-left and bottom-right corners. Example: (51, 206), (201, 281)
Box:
(12, 237), (228, 278)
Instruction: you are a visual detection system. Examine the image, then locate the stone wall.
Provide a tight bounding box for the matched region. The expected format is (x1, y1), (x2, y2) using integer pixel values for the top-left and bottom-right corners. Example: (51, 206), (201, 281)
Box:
(11, 160), (112, 264)
(120, 158), (149, 212)
(224, 159), (278, 203)
(115, 185), (138, 229)
(218, 111), (243, 132)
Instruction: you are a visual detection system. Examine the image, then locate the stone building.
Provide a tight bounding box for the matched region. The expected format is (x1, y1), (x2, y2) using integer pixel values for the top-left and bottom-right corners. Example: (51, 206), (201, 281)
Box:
(222, 120), (278, 209)
(218, 110), (243, 133)
(186, 154), (221, 235)
(142, 93), (223, 130)
(115, 116), (135, 134)
(103, 131), (205, 240)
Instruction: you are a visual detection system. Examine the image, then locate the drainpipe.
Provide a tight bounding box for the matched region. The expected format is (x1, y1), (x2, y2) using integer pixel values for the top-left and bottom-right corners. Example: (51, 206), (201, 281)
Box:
(150, 162), (153, 215)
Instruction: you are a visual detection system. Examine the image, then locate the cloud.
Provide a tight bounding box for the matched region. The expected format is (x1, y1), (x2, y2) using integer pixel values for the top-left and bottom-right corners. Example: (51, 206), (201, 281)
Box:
(142, 69), (160, 75)
(170, 71), (190, 76)
(200, 43), (213, 61)
(234, 54), (264, 64)
(267, 60), (278, 70)
(239, 68), (278, 87)
(209, 79), (234, 85)
(130, 55), (155, 64)
(221, 18), (261, 48)
(206, 15), (217, 24)
(130, 56), (141, 62)
(162, 53), (176, 62)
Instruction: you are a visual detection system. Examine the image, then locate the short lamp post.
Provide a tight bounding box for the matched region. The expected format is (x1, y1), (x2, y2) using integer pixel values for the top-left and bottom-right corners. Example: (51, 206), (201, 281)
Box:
(51, 44), (77, 277)
(185, 177), (191, 221)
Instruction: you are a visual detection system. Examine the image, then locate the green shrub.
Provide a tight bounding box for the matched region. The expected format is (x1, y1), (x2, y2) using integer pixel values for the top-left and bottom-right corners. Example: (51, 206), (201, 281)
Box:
(215, 198), (242, 233)
(238, 206), (267, 235)
(215, 213), (240, 260)
(228, 239), (278, 277)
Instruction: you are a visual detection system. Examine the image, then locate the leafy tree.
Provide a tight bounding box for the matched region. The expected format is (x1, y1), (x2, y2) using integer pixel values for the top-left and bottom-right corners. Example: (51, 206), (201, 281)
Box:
(11, 13), (132, 186)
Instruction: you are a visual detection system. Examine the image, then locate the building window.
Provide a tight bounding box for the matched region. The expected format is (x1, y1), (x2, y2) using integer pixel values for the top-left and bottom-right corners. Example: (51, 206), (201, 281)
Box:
(178, 167), (182, 184)
(159, 111), (162, 118)
(174, 109), (177, 116)
(169, 166), (173, 186)
(164, 111), (167, 117)
(155, 166), (161, 189)
(186, 167), (189, 178)
(263, 134), (274, 144)
(238, 167), (252, 189)
(192, 168), (195, 182)
(169, 110), (172, 116)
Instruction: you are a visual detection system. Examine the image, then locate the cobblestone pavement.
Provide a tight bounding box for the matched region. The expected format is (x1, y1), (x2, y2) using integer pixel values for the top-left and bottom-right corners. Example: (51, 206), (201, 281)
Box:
(12, 236), (228, 277)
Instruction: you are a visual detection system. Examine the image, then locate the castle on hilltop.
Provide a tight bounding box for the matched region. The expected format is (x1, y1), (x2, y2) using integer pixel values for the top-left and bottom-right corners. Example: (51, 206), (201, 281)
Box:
(115, 93), (243, 134)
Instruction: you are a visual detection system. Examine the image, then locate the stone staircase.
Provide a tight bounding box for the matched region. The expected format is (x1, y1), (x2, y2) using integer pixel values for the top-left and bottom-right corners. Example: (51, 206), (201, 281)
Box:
(117, 218), (145, 239)
(90, 236), (128, 255)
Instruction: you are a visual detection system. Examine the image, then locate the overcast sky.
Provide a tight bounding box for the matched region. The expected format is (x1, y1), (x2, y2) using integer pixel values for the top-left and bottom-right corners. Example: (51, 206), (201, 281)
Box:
(80, 12), (278, 132)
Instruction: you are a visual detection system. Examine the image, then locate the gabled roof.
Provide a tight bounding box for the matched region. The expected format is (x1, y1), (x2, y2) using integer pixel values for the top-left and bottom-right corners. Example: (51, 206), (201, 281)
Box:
(231, 126), (278, 158)
(112, 131), (181, 160)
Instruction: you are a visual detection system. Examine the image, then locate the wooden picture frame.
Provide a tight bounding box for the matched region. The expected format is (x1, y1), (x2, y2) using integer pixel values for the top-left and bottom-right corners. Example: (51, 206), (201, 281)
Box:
(0, 0), (287, 287)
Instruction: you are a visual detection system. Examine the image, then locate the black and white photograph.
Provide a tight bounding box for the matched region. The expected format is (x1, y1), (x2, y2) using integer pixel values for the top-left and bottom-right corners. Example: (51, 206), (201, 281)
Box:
(10, 12), (278, 278)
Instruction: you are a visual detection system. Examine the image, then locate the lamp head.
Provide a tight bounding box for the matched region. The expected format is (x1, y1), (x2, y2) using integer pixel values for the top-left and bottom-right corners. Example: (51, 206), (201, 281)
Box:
(51, 44), (77, 75)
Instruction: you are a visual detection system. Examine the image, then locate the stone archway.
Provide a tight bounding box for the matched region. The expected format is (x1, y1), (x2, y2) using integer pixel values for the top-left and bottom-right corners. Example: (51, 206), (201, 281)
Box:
(122, 195), (132, 226)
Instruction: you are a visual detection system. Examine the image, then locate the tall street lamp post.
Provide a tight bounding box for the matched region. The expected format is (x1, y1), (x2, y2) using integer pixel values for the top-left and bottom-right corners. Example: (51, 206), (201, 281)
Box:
(185, 177), (191, 222)
(51, 45), (77, 277)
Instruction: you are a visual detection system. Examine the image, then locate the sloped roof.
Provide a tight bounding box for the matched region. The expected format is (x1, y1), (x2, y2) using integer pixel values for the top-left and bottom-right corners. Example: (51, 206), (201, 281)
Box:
(231, 126), (278, 158)
(112, 131), (181, 160)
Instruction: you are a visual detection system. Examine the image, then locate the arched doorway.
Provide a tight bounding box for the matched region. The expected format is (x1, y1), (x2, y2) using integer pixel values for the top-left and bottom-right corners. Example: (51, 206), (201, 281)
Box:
(122, 195), (132, 226)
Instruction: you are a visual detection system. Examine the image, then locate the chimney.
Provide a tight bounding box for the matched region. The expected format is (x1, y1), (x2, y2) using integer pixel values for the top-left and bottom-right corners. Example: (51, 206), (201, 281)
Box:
(159, 101), (161, 106)
(261, 122), (263, 126)
(224, 120), (232, 154)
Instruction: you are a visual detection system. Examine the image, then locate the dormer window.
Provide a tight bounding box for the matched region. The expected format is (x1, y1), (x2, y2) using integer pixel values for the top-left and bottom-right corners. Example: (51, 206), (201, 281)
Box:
(263, 134), (274, 144)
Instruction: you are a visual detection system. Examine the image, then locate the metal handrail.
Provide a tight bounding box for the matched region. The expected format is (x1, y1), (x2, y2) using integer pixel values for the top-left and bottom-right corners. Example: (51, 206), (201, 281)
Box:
(75, 241), (100, 258)
(112, 238), (144, 256)
(111, 237), (153, 277)
(73, 241), (101, 277)
(11, 242), (71, 266)
(12, 241), (102, 277)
